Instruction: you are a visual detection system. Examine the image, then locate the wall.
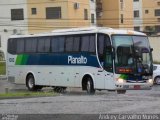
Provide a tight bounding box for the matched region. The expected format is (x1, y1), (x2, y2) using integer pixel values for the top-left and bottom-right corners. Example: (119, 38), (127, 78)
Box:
(97, 0), (133, 30)
(149, 36), (160, 62)
(142, 0), (160, 31)
(27, 0), (91, 34)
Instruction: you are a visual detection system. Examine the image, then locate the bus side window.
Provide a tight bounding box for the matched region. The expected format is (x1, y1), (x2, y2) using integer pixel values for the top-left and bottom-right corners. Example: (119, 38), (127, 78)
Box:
(37, 37), (50, 53)
(104, 36), (113, 72)
(98, 34), (105, 61)
(73, 36), (80, 52)
(25, 38), (37, 53)
(17, 38), (24, 54)
(51, 36), (65, 53)
(66, 36), (74, 52)
(81, 34), (96, 53)
(8, 39), (17, 54)
(81, 35), (90, 52)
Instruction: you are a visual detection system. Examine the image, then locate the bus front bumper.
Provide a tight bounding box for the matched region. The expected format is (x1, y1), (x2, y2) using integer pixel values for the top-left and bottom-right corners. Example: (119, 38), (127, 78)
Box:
(115, 82), (153, 90)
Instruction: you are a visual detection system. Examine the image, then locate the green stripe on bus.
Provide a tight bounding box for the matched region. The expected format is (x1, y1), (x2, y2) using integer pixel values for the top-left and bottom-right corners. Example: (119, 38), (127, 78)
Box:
(16, 55), (29, 65)
(119, 74), (128, 80)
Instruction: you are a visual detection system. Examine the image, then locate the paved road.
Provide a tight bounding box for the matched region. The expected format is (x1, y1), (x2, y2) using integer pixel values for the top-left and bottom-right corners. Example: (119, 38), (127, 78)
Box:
(0, 86), (160, 115)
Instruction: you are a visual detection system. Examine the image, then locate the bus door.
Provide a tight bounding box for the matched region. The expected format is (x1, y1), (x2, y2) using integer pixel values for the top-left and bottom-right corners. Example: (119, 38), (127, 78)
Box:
(97, 33), (114, 89)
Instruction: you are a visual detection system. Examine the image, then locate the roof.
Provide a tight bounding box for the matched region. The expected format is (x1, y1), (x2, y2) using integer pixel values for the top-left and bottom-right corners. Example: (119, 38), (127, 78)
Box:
(9, 27), (146, 38)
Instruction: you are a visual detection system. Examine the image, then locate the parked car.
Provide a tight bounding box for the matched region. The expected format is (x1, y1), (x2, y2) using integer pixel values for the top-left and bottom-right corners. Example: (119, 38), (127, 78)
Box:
(153, 64), (160, 85)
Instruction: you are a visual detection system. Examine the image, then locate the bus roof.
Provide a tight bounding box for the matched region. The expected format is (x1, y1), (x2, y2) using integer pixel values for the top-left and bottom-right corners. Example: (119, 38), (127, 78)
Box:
(9, 27), (146, 38)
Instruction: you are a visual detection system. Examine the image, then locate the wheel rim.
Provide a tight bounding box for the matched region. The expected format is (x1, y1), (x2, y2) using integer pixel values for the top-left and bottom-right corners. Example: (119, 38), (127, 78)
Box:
(87, 80), (91, 92)
(28, 77), (34, 88)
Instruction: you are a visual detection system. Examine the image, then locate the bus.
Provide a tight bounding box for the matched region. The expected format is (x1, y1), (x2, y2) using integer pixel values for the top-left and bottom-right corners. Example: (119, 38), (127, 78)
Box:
(7, 27), (153, 94)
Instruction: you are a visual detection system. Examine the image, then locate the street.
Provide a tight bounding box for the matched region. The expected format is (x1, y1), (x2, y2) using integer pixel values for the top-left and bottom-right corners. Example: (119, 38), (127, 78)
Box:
(0, 85), (160, 114)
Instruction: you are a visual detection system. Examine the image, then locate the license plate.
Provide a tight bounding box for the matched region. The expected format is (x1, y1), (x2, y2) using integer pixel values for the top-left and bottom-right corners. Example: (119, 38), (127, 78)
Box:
(134, 85), (141, 90)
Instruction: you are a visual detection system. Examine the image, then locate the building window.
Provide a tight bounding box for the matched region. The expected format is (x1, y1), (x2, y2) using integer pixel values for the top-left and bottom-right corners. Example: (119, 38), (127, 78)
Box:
(155, 9), (160, 16)
(133, 0), (139, 2)
(11, 9), (24, 20)
(31, 8), (37, 15)
(46, 7), (61, 19)
(134, 10), (139, 18)
(120, 0), (124, 10)
(84, 9), (88, 20)
(91, 14), (95, 23)
(121, 14), (124, 24)
(145, 10), (149, 14)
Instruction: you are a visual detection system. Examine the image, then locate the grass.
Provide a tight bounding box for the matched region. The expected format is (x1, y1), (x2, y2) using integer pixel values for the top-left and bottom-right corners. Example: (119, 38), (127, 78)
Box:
(0, 91), (57, 99)
(0, 61), (6, 75)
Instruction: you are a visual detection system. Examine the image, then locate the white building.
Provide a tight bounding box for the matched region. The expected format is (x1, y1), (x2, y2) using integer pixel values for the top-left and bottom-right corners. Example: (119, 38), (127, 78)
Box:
(0, 0), (28, 59)
(133, 0), (143, 31)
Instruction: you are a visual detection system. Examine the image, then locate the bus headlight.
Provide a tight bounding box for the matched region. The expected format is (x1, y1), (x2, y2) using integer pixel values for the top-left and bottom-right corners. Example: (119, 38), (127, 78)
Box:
(148, 79), (153, 84)
(117, 78), (126, 84)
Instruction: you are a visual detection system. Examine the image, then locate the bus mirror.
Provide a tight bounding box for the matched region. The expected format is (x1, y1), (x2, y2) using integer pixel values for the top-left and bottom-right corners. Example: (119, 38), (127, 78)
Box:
(150, 48), (153, 52)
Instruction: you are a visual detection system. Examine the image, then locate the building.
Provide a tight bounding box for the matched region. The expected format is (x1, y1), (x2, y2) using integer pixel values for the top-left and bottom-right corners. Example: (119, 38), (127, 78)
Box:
(90, 0), (97, 26)
(133, 0), (143, 31)
(97, 0), (134, 30)
(133, 0), (160, 33)
(27, 0), (93, 34)
(142, 0), (160, 33)
(0, 0), (28, 59)
(0, 0), (96, 58)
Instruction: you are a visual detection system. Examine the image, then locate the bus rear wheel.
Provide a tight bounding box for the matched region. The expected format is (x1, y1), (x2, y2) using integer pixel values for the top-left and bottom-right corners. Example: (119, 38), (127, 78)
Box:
(86, 77), (95, 95)
(26, 74), (42, 91)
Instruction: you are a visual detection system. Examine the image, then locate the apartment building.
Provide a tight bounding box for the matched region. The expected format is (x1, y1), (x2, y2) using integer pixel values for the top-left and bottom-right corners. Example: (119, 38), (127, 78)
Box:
(97, 0), (134, 30)
(0, 0), (95, 58)
(133, 0), (143, 31)
(27, 0), (92, 34)
(133, 0), (160, 33)
(142, 0), (160, 33)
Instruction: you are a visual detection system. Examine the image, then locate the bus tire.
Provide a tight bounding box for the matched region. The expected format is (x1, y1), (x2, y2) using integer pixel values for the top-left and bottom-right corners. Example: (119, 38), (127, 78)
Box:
(117, 90), (126, 94)
(86, 77), (95, 95)
(26, 74), (39, 91)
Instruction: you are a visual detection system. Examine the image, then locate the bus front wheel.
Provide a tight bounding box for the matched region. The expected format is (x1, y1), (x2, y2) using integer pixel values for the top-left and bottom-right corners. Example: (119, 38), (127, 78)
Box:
(26, 74), (42, 91)
(86, 77), (95, 95)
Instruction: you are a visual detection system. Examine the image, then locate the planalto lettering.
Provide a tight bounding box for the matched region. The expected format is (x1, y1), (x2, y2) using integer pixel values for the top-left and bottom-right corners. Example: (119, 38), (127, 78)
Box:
(68, 56), (87, 64)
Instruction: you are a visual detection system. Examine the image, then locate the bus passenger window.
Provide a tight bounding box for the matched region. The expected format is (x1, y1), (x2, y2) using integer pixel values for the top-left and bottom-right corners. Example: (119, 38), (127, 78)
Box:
(73, 36), (80, 52)
(81, 36), (90, 52)
(25, 38), (37, 53)
(38, 37), (50, 53)
(66, 36), (74, 52)
(17, 39), (24, 54)
(51, 37), (65, 53)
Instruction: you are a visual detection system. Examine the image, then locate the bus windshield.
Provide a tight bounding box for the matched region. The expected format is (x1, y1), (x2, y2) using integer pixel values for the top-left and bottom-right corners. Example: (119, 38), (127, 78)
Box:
(112, 35), (152, 75)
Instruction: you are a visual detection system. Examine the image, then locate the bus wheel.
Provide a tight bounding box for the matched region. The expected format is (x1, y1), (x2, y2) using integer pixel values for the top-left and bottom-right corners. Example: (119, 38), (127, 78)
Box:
(26, 74), (38, 91)
(86, 77), (95, 95)
(117, 90), (126, 94)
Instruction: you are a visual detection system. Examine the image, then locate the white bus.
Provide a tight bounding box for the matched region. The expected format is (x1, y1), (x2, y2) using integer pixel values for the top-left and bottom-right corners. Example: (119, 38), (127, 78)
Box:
(7, 27), (153, 94)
